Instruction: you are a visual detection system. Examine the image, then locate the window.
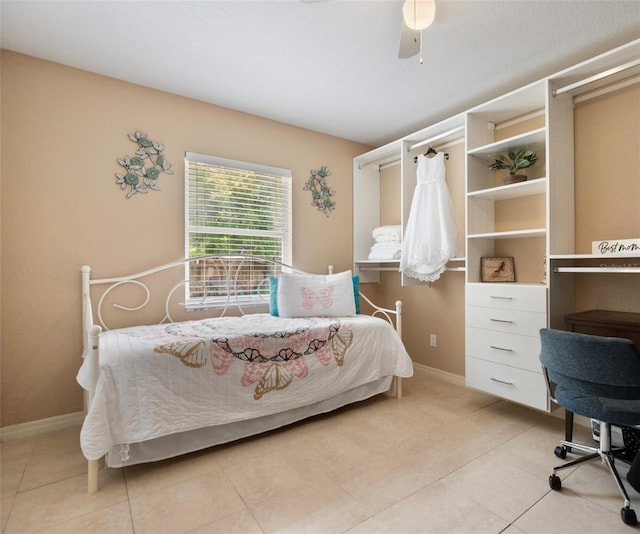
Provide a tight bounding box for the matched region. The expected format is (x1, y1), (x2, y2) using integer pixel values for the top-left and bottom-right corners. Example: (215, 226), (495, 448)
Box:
(185, 152), (292, 308)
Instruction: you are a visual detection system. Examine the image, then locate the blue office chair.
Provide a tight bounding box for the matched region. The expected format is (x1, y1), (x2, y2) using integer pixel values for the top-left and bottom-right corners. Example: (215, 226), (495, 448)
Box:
(539, 328), (640, 526)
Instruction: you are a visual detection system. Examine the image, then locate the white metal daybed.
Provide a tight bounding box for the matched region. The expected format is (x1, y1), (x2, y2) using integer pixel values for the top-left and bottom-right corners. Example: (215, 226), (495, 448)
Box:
(78, 255), (413, 492)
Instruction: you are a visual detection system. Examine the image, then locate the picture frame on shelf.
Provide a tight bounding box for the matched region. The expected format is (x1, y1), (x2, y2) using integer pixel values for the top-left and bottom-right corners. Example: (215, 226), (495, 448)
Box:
(481, 257), (515, 282)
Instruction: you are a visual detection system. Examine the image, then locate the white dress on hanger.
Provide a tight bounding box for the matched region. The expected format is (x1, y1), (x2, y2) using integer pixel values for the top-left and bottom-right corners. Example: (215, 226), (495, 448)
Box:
(400, 152), (458, 282)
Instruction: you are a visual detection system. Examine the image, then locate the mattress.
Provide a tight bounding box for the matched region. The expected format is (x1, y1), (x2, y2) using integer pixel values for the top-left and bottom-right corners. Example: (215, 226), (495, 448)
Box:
(77, 313), (413, 463)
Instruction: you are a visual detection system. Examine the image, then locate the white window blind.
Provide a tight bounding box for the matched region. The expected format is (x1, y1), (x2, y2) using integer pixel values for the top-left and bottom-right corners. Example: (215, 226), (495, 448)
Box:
(185, 152), (292, 308)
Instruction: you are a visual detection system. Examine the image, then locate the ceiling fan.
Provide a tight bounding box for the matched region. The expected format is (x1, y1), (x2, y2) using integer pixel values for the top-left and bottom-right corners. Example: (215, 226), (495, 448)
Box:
(304, 0), (436, 62)
(398, 0), (436, 61)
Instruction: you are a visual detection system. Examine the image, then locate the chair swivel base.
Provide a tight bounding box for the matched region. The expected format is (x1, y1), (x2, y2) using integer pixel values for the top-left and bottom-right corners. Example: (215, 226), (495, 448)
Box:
(548, 439), (637, 526)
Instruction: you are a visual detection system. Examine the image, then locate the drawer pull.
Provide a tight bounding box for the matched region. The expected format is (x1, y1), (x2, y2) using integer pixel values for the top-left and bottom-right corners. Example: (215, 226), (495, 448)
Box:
(490, 345), (513, 352)
(490, 318), (513, 324)
(491, 377), (515, 386)
(490, 296), (513, 300)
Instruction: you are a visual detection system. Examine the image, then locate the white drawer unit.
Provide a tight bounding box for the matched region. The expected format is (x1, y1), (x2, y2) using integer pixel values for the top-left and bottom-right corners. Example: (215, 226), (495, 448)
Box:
(465, 357), (549, 411)
(466, 283), (547, 311)
(465, 327), (542, 373)
(466, 307), (546, 336)
(465, 283), (548, 410)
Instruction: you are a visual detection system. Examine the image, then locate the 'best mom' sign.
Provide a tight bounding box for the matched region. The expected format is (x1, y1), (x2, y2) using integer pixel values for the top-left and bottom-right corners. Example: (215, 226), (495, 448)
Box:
(592, 238), (640, 256)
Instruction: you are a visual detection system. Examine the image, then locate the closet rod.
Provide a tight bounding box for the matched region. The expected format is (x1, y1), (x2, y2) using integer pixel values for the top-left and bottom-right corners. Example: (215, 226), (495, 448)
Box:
(408, 126), (465, 152)
(554, 266), (640, 274)
(360, 129), (465, 170)
(357, 154), (398, 170)
(376, 138), (465, 170)
(552, 58), (640, 97)
(379, 159), (401, 171)
(573, 74), (640, 104)
(494, 109), (545, 131)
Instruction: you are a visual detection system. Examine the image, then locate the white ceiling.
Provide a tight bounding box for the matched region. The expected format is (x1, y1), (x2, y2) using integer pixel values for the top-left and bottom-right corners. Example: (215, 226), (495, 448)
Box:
(2, 0), (639, 147)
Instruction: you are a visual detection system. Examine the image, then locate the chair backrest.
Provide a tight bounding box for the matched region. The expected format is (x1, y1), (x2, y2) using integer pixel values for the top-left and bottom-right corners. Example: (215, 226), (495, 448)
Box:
(539, 328), (640, 401)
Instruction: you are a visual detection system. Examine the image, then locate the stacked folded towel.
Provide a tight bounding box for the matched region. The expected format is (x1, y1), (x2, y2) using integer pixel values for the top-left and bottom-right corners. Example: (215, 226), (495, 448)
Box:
(372, 225), (402, 242)
(368, 225), (402, 260)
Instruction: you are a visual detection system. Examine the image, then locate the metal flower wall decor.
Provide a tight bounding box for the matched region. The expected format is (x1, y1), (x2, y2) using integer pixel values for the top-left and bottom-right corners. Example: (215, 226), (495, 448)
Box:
(115, 131), (173, 199)
(304, 166), (335, 217)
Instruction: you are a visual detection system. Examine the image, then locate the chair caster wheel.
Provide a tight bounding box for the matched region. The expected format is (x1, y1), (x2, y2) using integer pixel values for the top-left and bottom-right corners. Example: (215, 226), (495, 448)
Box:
(621, 507), (637, 525)
(549, 474), (562, 490)
(554, 446), (567, 459)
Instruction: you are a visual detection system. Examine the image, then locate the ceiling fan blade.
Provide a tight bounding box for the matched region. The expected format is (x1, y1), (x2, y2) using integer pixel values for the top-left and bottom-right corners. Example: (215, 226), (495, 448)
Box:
(398, 20), (420, 58)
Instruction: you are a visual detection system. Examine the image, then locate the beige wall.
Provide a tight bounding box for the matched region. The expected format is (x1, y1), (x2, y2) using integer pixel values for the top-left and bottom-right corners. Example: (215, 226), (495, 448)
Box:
(0, 51), (370, 427)
(2, 50), (638, 429)
(573, 83), (640, 312)
(574, 84), (640, 253)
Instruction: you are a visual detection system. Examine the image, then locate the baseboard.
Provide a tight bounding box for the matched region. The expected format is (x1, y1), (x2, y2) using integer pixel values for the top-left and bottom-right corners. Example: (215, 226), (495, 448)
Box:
(412, 362), (465, 387)
(0, 411), (85, 442)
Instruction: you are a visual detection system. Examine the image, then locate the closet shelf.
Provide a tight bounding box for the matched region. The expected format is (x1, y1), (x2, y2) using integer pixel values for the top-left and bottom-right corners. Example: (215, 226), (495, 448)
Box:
(554, 266), (640, 274)
(354, 258), (466, 263)
(550, 253), (640, 260)
(467, 178), (547, 200)
(466, 281), (546, 289)
(355, 259), (399, 264)
(354, 260), (398, 273)
(355, 258), (466, 273)
(357, 267), (400, 272)
(407, 125), (465, 152)
(468, 228), (546, 240)
(356, 140), (402, 169)
(551, 253), (640, 273)
(467, 128), (546, 156)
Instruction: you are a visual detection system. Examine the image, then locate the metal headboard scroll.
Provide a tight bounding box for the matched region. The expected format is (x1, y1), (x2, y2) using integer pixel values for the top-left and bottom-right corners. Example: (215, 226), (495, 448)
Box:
(85, 255), (401, 334)
(163, 257), (273, 322)
(96, 280), (152, 331)
(359, 293), (402, 334)
(88, 255), (308, 331)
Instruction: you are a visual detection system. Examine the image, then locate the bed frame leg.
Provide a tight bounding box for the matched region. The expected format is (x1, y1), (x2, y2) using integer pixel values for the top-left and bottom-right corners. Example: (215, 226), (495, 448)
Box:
(385, 377), (403, 398)
(392, 376), (403, 398)
(88, 459), (99, 493)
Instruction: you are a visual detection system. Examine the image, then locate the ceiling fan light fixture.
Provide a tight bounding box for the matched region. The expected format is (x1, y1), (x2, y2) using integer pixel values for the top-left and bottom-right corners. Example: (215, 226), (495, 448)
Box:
(402, 0), (435, 31)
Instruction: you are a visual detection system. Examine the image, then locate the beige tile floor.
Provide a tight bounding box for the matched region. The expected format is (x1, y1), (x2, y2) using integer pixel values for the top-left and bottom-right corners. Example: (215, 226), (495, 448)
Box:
(3, 371), (640, 534)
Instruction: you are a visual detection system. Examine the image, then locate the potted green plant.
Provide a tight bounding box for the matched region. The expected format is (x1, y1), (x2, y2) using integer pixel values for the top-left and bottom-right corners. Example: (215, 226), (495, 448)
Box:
(488, 148), (538, 184)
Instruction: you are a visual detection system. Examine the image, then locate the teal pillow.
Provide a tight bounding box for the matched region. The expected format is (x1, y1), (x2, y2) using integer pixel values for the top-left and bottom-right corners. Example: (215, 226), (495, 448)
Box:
(269, 274), (360, 316)
(269, 276), (279, 315)
(351, 274), (360, 314)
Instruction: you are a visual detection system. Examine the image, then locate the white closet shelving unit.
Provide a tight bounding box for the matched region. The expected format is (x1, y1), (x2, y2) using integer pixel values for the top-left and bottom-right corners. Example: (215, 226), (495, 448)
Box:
(353, 38), (640, 411)
(546, 40), (640, 332)
(463, 40), (640, 410)
(353, 114), (465, 285)
(462, 77), (573, 411)
(353, 139), (403, 284)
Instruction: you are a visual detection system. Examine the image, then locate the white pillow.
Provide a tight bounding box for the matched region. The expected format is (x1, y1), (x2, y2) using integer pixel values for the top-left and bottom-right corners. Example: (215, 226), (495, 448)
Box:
(277, 270), (356, 318)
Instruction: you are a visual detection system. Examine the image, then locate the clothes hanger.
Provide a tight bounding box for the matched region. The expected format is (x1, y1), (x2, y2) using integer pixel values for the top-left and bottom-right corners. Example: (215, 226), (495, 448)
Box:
(414, 146), (449, 163)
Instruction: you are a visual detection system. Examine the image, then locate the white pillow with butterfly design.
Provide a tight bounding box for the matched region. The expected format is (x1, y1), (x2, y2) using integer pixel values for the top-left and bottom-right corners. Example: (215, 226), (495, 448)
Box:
(276, 270), (356, 318)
